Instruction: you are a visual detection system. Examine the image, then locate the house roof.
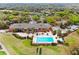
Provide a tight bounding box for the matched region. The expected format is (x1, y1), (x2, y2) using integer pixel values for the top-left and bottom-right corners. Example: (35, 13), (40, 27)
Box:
(10, 23), (51, 29)
(29, 20), (37, 24)
(52, 26), (61, 31)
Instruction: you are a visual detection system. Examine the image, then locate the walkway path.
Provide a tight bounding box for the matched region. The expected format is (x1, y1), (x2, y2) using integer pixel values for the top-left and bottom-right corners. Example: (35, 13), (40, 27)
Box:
(0, 42), (10, 55)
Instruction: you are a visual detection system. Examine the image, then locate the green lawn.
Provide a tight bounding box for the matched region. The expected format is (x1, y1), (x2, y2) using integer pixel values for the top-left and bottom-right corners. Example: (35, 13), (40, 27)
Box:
(22, 40), (63, 54)
(0, 51), (7, 55)
(12, 46), (25, 55)
(23, 40), (60, 52)
(0, 33), (36, 55)
(22, 39), (32, 47)
(65, 32), (79, 46)
(0, 33), (75, 55)
(65, 37), (76, 45)
(45, 46), (60, 52)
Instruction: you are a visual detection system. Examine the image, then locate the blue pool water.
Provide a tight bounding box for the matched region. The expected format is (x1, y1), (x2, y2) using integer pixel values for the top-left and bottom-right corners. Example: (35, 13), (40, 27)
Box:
(36, 37), (54, 43)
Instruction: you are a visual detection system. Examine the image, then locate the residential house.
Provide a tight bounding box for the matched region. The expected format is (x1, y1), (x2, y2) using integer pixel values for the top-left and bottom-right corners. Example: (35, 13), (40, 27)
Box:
(9, 21), (52, 32)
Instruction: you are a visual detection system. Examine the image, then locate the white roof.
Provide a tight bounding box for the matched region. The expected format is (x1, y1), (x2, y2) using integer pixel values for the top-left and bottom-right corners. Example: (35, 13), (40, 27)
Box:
(0, 30), (7, 33)
(70, 25), (78, 29)
(52, 26), (61, 31)
(61, 29), (68, 33)
(16, 33), (28, 37)
(29, 21), (37, 24)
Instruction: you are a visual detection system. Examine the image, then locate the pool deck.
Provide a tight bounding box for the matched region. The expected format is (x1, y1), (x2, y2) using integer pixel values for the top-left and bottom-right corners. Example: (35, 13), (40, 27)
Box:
(33, 36), (58, 44)
(32, 31), (58, 44)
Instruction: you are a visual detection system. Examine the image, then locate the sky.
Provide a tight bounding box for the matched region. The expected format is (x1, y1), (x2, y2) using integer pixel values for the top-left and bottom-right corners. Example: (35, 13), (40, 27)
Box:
(0, 0), (79, 3)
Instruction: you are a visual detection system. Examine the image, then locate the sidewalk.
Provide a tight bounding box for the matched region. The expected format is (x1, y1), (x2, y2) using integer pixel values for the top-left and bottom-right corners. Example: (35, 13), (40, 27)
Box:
(0, 42), (10, 55)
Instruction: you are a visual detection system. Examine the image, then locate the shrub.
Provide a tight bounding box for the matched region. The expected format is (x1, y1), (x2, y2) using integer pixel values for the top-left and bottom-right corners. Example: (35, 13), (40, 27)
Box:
(13, 33), (26, 39)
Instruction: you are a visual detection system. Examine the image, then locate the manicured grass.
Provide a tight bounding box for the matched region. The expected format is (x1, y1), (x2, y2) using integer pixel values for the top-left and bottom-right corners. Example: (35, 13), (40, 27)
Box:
(22, 39), (62, 54)
(22, 39), (32, 47)
(22, 39), (63, 54)
(12, 46), (25, 55)
(65, 37), (76, 45)
(1, 32), (78, 55)
(44, 46), (61, 52)
(23, 40), (59, 51)
(0, 33), (36, 55)
(0, 51), (7, 55)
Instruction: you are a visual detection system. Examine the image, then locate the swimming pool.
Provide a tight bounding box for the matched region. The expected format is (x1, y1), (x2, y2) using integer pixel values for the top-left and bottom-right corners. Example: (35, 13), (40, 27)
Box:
(36, 37), (54, 43)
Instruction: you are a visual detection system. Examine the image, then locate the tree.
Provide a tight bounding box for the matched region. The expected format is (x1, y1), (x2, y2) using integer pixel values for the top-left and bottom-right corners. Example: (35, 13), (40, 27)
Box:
(32, 15), (40, 21)
(21, 16), (30, 23)
(70, 47), (79, 55)
(56, 12), (66, 17)
(12, 11), (19, 16)
(3, 11), (11, 14)
(0, 12), (7, 21)
(46, 16), (55, 24)
(7, 15), (15, 21)
(69, 14), (79, 24)
(0, 21), (9, 29)
(56, 9), (70, 17)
